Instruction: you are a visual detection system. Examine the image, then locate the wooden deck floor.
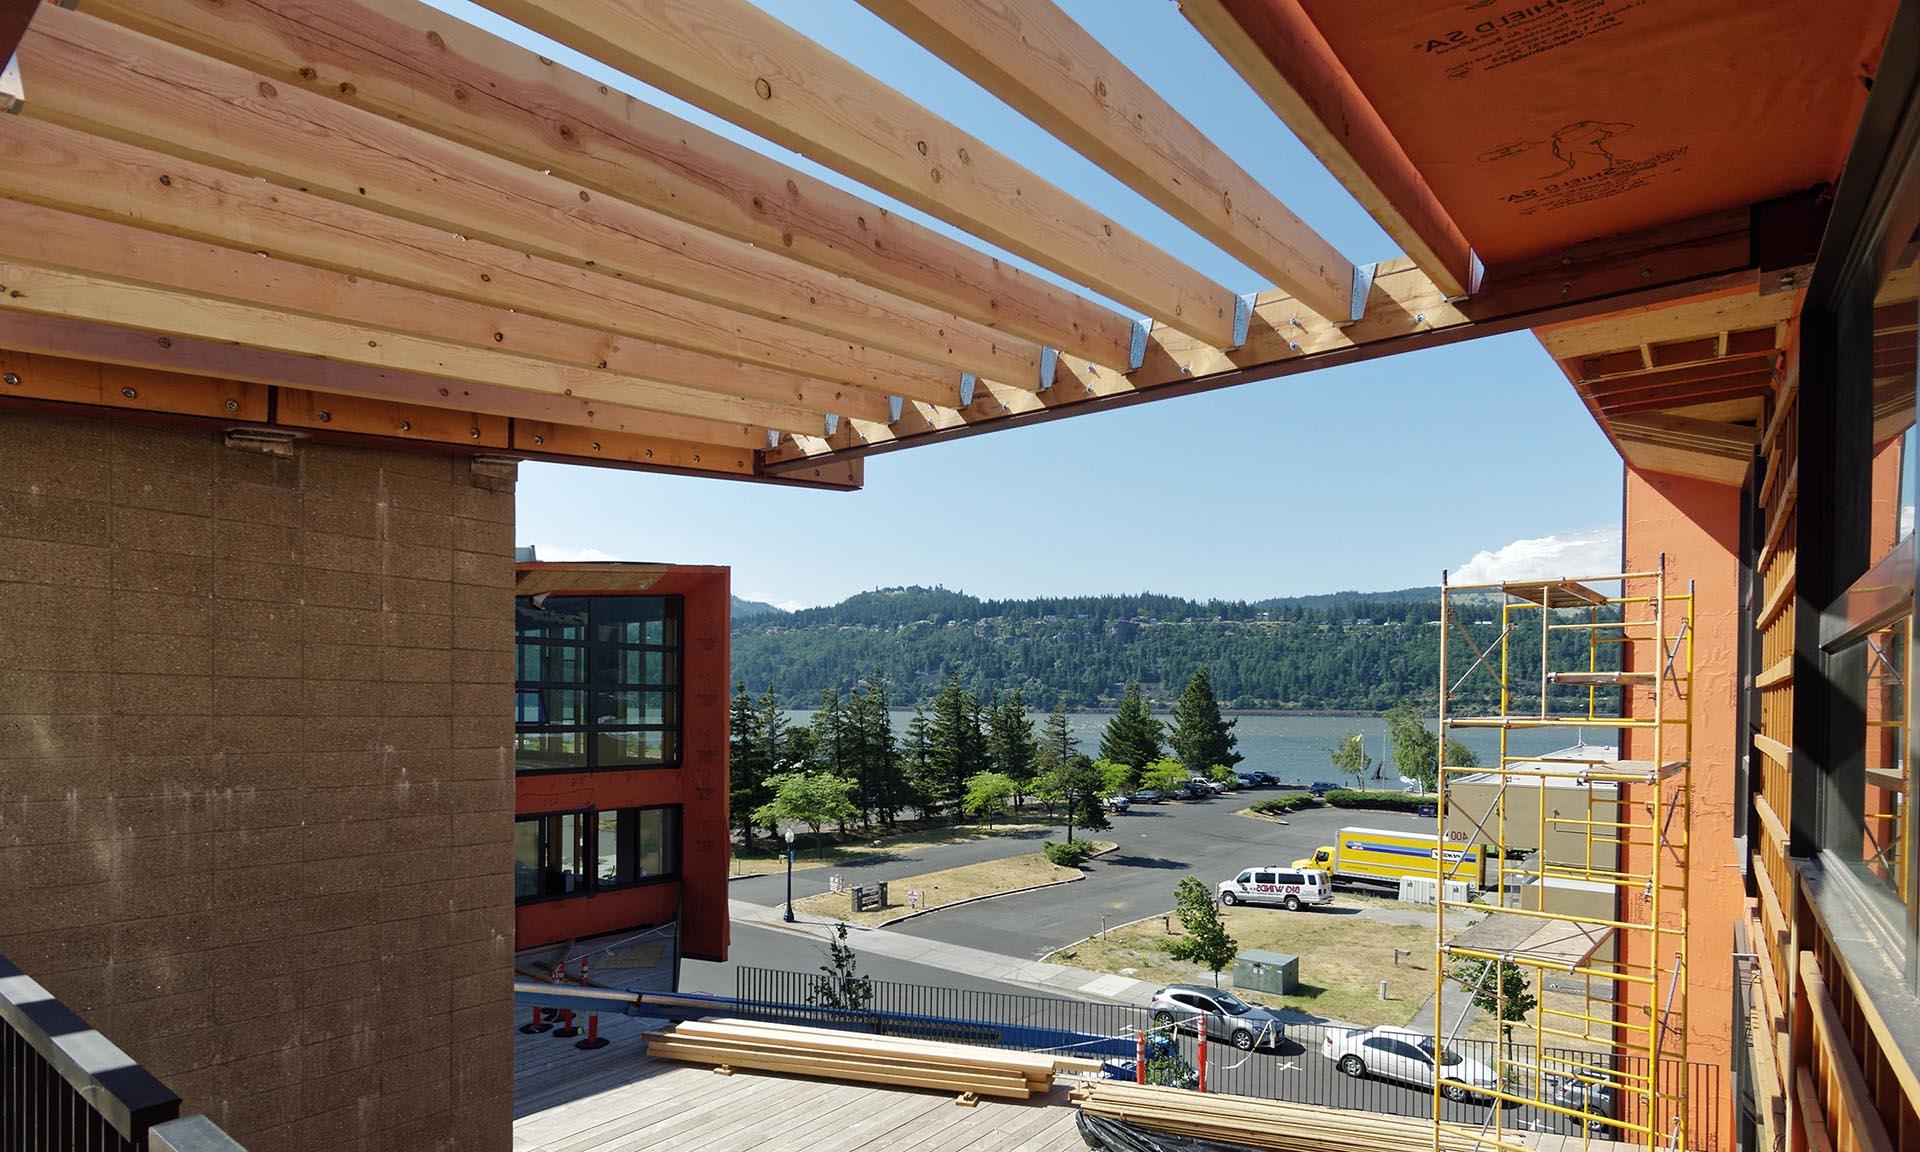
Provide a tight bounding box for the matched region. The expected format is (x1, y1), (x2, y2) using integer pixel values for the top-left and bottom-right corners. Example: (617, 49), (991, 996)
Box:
(513, 1012), (1088, 1152)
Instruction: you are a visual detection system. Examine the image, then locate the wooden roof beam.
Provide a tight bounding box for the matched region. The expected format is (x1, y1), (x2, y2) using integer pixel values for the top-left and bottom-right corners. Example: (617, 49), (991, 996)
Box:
(0, 345), (820, 485)
(0, 118), (964, 413)
(474, 0), (1243, 348)
(0, 197), (904, 429)
(0, 311), (769, 450)
(0, 260), (836, 436)
(75, 0), (1140, 375)
(16, 8), (1043, 390)
(766, 204), (1775, 469)
(1179, 0), (1475, 301)
(858, 0), (1355, 325)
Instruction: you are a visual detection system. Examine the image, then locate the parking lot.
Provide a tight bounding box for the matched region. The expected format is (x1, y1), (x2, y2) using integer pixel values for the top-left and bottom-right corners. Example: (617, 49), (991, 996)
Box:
(727, 789), (1427, 958)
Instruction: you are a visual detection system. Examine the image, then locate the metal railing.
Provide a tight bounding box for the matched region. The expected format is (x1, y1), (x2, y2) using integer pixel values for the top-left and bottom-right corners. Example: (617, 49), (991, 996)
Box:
(733, 965), (1723, 1145)
(1, 953), (181, 1152)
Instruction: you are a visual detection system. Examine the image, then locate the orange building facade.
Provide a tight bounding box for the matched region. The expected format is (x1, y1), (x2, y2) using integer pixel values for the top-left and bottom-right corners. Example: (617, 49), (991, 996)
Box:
(510, 560), (731, 964)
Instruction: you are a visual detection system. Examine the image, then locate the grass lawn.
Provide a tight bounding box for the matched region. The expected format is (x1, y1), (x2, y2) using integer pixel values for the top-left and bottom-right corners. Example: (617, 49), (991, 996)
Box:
(729, 817), (1057, 877)
(1050, 894), (1442, 1026)
(793, 842), (1114, 928)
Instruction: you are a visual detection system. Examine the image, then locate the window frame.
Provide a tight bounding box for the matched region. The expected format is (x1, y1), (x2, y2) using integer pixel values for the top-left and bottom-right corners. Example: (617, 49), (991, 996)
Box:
(514, 803), (684, 906)
(514, 594), (687, 776)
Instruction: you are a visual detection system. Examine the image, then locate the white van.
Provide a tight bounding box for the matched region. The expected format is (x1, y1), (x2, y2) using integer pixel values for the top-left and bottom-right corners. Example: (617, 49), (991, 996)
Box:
(1218, 867), (1334, 911)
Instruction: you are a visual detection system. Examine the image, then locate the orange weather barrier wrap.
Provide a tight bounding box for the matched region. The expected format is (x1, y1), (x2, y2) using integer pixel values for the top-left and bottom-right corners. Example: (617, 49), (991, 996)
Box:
(1293, 0), (1896, 263)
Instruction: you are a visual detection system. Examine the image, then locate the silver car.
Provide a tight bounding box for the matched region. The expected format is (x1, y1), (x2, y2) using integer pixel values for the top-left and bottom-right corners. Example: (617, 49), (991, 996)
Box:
(1146, 983), (1284, 1051)
(1321, 1024), (1498, 1101)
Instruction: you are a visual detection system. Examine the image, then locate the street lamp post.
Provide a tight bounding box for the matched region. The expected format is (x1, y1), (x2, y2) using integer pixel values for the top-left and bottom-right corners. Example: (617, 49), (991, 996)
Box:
(781, 823), (798, 923)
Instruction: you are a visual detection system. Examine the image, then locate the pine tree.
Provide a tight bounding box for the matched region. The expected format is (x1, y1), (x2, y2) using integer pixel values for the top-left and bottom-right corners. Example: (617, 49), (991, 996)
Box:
(729, 682), (768, 849)
(985, 689), (1036, 805)
(847, 674), (902, 829)
(1035, 697), (1076, 778)
(1169, 666), (1241, 772)
(902, 705), (937, 817)
(813, 687), (851, 833)
(926, 677), (985, 819)
(1099, 680), (1163, 780)
(748, 687), (788, 842)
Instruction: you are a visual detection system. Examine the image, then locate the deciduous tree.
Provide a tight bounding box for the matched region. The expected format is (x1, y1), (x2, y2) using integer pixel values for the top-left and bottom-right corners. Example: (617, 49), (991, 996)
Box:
(752, 771), (858, 858)
(961, 771), (1017, 827)
(1167, 876), (1238, 987)
(1329, 731), (1369, 787)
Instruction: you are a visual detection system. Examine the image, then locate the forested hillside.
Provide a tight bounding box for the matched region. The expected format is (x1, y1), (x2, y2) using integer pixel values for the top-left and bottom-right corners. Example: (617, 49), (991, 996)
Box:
(730, 585), (1618, 712)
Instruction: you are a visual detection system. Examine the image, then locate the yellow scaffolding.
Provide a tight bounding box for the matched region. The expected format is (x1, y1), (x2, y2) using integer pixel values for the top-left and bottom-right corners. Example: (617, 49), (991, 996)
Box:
(1432, 561), (1693, 1152)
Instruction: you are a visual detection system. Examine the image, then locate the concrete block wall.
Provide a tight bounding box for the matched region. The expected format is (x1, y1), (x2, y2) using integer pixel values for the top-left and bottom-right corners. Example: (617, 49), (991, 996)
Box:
(0, 410), (516, 1152)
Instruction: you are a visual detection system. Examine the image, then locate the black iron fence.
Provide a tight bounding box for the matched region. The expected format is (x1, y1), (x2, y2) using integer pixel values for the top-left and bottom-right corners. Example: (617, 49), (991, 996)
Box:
(734, 965), (1724, 1147)
(0, 953), (183, 1152)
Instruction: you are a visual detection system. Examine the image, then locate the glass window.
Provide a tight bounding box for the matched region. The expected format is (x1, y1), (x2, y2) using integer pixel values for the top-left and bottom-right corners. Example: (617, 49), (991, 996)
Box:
(514, 812), (585, 902)
(593, 807), (677, 887)
(515, 594), (682, 774)
(1254, 871), (1277, 885)
(1235, 870), (1252, 884)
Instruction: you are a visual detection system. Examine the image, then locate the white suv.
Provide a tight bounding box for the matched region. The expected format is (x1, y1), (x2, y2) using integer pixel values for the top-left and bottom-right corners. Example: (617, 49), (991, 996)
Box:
(1218, 867), (1333, 911)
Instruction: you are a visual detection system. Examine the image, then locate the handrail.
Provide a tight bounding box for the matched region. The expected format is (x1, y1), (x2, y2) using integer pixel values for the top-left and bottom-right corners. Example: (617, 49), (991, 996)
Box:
(0, 953), (181, 1147)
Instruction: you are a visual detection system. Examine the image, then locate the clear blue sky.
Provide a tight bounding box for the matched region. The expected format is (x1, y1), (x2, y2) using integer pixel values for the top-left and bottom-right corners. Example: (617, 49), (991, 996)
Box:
(432, 0), (1625, 608)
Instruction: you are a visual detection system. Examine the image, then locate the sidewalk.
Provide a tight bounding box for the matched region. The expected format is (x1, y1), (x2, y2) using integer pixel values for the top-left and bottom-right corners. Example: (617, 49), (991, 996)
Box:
(731, 898), (1164, 1005)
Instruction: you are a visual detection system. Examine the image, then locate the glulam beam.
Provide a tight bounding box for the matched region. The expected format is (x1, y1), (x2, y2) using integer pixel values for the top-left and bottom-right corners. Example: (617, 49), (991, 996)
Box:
(860, 0), (1355, 324)
(77, 0), (1142, 374)
(475, 0), (1243, 347)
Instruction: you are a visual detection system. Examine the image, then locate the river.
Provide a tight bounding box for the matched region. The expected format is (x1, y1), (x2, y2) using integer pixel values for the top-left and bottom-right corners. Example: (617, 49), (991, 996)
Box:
(776, 711), (1613, 786)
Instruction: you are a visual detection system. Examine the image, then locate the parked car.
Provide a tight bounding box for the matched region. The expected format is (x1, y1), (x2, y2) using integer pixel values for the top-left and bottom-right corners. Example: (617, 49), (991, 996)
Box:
(1182, 779), (1212, 799)
(1542, 1065), (1619, 1134)
(1189, 775), (1225, 794)
(1308, 780), (1342, 796)
(1218, 866), (1333, 911)
(1234, 771), (1265, 788)
(1102, 794), (1132, 813)
(1237, 770), (1277, 786)
(1321, 1025), (1498, 1102)
(1130, 789), (1164, 804)
(1147, 984), (1285, 1051)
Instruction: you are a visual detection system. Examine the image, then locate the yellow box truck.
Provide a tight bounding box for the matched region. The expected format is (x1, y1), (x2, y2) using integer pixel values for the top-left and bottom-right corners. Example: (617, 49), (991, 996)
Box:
(1292, 826), (1490, 890)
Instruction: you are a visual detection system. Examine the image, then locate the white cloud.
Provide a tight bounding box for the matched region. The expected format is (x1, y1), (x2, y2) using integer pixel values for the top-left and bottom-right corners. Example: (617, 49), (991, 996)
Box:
(1451, 526), (1622, 585)
(522, 545), (621, 562)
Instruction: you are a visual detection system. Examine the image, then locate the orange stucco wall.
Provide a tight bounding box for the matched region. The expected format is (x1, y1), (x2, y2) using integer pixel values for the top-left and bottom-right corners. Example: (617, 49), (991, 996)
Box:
(1621, 467), (1742, 1145)
(513, 566), (731, 962)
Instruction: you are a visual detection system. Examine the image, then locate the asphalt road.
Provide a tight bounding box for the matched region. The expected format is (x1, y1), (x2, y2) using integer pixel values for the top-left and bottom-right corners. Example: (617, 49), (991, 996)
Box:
(890, 798), (1427, 958)
(682, 921), (1058, 1000)
(728, 792), (1425, 960)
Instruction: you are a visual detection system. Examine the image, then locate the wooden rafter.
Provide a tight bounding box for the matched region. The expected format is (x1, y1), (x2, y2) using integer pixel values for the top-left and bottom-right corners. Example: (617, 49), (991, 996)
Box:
(0, 260), (836, 435)
(0, 118), (964, 411)
(474, 0), (1244, 347)
(765, 200), (1771, 467)
(17, 7), (1042, 389)
(1179, 0), (1475, 301)
(858, 0), (1354, 323)
(1535, 288), (1797, 361)
(0, 311), (767, 450)
(76, 0), (1141, 374)
(0, 198), (896, 427)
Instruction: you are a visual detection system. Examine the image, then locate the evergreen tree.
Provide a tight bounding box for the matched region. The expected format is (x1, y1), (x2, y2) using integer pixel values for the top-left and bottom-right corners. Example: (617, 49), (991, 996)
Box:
(1035, 697), (1076, 777)
(1100, 681), (1163, 776)
(845, 674), (902, 829)
(747, 687), (788, 842)
(985, 689), (1037, 804)
(813, 687), (851, 833)
(729, 682), (767, 849)
(924, 678), (984, 819)
(1168, 667), (1240, 771)
(902, 705), (937, 817)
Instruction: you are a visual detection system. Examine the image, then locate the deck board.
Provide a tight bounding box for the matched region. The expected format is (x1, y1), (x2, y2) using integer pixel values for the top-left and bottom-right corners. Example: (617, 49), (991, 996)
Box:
(513, 1013), (1085, 1152)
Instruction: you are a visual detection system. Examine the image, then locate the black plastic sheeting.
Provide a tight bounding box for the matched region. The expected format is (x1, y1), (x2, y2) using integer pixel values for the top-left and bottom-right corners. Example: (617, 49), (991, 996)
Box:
(1075, 1111), (1263, 1152)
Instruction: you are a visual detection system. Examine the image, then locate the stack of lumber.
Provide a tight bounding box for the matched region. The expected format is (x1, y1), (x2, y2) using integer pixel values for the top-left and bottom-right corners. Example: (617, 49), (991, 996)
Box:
(643, 1017), (1101, 1100)
(1074, 1080), (1513, 1152)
